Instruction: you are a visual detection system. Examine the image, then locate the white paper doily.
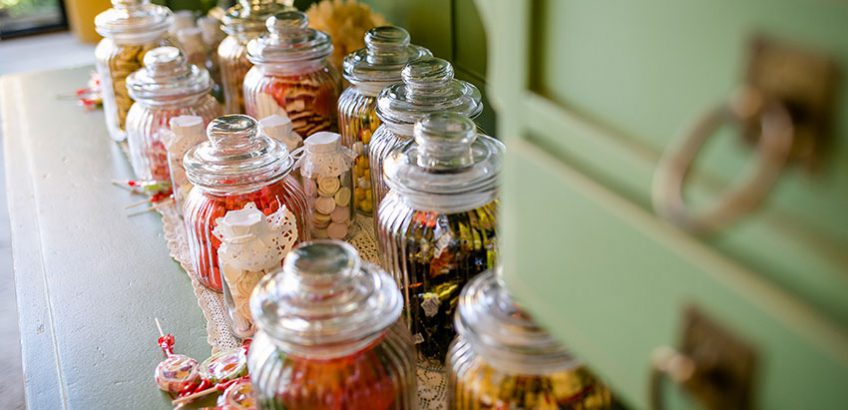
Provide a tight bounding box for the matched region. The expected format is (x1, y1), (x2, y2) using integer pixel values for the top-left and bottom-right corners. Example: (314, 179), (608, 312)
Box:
(156, 202), (447, 409)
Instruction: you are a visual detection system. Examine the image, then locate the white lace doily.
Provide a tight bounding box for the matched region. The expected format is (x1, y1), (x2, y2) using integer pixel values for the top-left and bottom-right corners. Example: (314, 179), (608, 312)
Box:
(156, 202), (447, 409)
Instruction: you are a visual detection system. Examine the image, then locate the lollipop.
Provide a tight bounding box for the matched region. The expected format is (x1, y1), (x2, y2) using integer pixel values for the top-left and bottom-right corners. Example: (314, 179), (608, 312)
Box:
(217, 378), (257, 410)
(153, 319), (201, 394)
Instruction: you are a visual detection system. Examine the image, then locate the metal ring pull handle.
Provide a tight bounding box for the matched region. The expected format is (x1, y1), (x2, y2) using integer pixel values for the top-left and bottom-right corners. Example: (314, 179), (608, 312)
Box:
(652, 88), (794, 234)
(650, 346), (696, 410)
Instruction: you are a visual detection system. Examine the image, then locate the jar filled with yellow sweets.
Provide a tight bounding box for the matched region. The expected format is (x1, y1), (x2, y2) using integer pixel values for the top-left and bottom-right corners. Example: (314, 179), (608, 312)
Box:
(338, 26), (430, 215)
(448, 270), (613, 409)
(95, 0), (173, 142)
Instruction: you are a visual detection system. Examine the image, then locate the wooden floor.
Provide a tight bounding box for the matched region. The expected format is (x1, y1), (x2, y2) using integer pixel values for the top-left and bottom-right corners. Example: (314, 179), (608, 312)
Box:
(0, 31), (95, 410)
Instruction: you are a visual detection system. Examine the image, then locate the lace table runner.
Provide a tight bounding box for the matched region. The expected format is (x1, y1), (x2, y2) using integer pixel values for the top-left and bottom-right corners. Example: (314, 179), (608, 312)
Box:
(157, 202), (447, 408)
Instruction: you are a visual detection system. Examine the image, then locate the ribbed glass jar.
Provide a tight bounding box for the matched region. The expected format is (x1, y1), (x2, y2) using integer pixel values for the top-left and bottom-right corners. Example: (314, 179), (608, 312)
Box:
(448, 271), (613, 409)
(248, 241), (417, 409)
(369, 57), (482, 215)
(243, 11), (340, 137)
(183, 115), (308, 292)
(377, 113), (503, 361)
(219, 0), (293, 114)
(125, 47), (221, 183)
(94, 0), (173, 141)
(338, 26), (430, 216)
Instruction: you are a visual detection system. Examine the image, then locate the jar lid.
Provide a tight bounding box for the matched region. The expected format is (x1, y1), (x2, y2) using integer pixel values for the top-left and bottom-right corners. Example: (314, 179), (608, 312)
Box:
(343, 26), (431, 89)
(376, 57), (482, 133)
(127, 47), (213, 104)
(221, 0), (293, 37)
(456, 270), (580, 375)
(246, 11), (333, 65)
(250, 241), (402, 358)
(383, 113), (503, 212)
(95, 0), (173, 40)
(184, 115), (295, 192)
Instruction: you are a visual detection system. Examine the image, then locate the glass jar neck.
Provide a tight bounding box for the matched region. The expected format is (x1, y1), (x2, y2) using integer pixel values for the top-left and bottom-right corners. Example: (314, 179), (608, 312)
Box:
(136, 92), (210, 109)
(262, 329), (388, 360)
(256, 59), (326, 76)
(350, 80), (392, 97)
(390, 189), (497, 215)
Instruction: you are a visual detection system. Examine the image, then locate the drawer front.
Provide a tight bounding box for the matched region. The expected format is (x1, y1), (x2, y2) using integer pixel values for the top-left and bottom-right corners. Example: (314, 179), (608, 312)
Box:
(476, 0), (848, 407)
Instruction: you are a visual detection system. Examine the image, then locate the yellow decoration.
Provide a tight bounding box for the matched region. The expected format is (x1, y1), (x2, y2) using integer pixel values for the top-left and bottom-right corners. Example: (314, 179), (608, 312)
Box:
(306, 0), (388, 70)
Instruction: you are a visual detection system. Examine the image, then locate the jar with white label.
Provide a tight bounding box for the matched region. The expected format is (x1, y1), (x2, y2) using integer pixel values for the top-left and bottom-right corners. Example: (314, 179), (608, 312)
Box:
(376, 113), (503, 361)
(295, 132), (356, 240)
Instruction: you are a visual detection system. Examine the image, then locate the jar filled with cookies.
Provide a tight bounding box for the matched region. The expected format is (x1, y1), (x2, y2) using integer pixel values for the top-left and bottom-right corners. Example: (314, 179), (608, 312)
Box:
(218, 0), (293, 115)
(369, 57), (482, 214)
(448, 270), (613, 409)
(338, 26), (430, 216)
(295, 132), (355, 240)
(183, 115), (309, 292)
(377, 113), (503, 362)
(125, 46), (221, 184)
(243, 11), (341, 137)
(95, 0), (173, 142)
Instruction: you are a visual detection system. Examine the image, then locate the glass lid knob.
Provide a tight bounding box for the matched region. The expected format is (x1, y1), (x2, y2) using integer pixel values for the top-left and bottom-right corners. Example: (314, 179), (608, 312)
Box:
(207, 115), (260, 151)
(402, 57), (454, 90)
(142, 46), (189, 78)
(267, 10), (308, 34)
(415, 113), (477, 170)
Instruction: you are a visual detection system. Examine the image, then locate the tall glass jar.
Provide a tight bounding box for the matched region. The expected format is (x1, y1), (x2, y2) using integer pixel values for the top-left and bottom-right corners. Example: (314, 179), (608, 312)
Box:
(248, 241), (417, 409)
(369, 57), (482, 214)
(338, 26), (430, 216)
(95, 0), (173, 142)
(295, 132), (356, 240)
(219, 0), (293, 114)
(126, 46), (221, 183)
(448, 270), (613, 409)
(243, 11), (341, 137)
(377, 113), (503, 361)
(183, 115), (308, 292)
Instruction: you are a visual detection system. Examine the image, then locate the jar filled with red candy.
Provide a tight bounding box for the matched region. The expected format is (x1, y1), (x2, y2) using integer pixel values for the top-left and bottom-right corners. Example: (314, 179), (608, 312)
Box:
(126, 46), (221, 183)
(183, 114), (308, 292)
(219, 0), (293, 115)
(248, 241), (417, 409)
(243, 11), (341, 137)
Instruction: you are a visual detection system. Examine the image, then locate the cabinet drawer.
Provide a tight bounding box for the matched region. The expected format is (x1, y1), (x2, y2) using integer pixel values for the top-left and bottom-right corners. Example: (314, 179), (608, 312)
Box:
(501, 137), (848, 409)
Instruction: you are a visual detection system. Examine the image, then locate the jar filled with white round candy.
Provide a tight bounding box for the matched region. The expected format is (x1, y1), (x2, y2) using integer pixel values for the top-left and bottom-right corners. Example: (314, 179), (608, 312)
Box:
(213, 202), (298, 338)
(295, 132), (355, 240)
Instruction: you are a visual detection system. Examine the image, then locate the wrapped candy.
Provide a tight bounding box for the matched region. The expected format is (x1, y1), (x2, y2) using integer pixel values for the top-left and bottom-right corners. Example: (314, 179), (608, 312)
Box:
(213, 203), (298, 338)
(217, 378), (257, 410)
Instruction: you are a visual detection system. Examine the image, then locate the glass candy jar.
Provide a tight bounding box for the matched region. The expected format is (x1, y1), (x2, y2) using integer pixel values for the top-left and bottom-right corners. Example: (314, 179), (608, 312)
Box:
(248, 241), (417, 409)
(377, 113), (503, 361)
(183, 115), (308, 292)
(244, 11), (341, 137)
(448, 271), (613, 409)
(338, 26), (430, 216)
(95, 0), (173, 141)
(167, 115), (206, 214)
(295, 132), (355, 240)
(219, 0), (293, 114)
(369, 57), (482, 213)
(126, 46), (221, 183)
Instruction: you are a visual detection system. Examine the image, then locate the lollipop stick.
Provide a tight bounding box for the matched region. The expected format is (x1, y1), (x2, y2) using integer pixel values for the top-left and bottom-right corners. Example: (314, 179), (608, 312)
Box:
(155, 318), (165, 338)
(125, 198), (151, 209)
(171, 386), (218, 406)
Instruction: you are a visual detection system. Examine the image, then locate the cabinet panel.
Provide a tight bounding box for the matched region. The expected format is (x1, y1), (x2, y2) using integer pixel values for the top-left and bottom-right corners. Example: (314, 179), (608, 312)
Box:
(502, 137), (848, 409)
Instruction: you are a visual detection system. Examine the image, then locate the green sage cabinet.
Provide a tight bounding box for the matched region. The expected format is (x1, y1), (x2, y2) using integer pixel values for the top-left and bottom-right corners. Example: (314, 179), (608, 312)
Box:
(474, 0), (848, 409)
